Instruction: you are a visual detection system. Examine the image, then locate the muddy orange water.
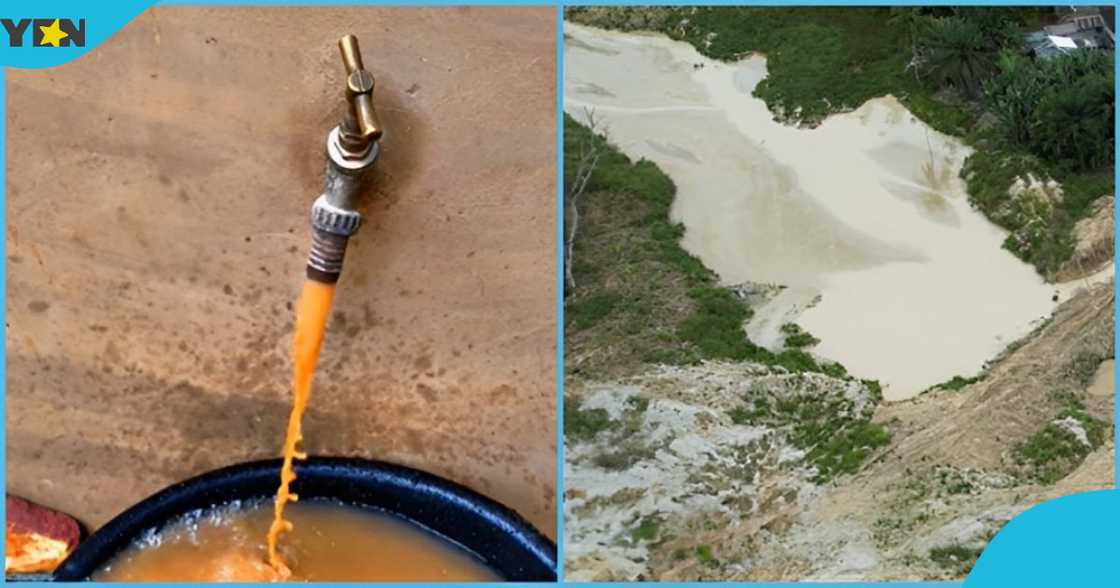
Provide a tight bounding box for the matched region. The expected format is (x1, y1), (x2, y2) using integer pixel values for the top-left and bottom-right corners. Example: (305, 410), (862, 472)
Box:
(92, 500), (498, 581)
(267, 278), (335, 573)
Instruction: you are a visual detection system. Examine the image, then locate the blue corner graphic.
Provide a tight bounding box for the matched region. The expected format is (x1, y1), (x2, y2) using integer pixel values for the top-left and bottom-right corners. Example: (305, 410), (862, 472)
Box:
(965, 489), (1119, 586)
(0, 1), (154, 69)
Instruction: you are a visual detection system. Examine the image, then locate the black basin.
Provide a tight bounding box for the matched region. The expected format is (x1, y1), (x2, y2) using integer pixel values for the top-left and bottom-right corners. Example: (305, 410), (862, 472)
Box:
(52, 457), (556, 581)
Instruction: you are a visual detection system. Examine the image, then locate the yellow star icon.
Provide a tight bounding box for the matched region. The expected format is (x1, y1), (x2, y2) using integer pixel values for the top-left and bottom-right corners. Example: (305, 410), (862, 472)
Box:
(39, 19), (69, 47)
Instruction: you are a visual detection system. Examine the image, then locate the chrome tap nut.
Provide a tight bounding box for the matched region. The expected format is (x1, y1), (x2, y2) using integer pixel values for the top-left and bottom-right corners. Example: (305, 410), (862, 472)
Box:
(327, 126), (379, 170)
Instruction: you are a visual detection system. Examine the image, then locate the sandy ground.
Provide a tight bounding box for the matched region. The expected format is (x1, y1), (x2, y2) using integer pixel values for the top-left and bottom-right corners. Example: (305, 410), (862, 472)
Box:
(1088, 359), (1115, 397)
(6, 6), (557, 538)
(564, 23), (1084, 400)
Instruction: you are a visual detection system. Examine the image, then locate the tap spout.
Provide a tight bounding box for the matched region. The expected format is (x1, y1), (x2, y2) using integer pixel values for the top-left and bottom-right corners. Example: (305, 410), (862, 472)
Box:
(305, 34), (382, 284)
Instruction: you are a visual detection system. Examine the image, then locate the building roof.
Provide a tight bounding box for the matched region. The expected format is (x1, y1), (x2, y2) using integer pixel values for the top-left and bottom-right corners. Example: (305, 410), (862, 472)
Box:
(1025, 28), (1110, 59)
(1048, 34), (1078, 49)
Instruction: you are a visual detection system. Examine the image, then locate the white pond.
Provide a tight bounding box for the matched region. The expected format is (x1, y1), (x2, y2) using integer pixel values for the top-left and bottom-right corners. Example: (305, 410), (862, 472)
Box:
(564, 23), (1106, 400)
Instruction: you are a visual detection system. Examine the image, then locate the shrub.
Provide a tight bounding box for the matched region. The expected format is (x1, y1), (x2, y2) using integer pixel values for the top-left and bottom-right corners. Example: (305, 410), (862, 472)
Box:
(630, 516), (661, 542)
(781, 323), (821, 348)
(929, 544), (983, 575)
(695, 544), (715, 564)
(564, 396), (616, 442)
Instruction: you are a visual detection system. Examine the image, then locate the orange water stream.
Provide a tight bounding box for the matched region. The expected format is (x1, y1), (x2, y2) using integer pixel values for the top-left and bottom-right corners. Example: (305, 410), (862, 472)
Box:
(266, 279), (336, 574)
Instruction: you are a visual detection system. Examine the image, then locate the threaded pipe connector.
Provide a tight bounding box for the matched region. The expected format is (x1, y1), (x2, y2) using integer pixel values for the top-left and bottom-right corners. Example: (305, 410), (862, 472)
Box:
(306, 227), (350, 284)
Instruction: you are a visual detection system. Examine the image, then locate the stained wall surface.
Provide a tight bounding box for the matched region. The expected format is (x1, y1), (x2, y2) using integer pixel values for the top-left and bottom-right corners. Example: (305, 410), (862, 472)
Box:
(6, 6), (557, 538)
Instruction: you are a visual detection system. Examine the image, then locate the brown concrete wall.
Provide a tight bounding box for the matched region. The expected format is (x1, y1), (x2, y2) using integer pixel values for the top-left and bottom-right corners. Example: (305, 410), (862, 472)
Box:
(5, 6), (557, 538)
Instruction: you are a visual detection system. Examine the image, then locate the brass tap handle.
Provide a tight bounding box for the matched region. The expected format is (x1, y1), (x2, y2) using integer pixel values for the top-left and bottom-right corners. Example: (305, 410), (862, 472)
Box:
(338, 35), (382, 143)
(339, 34), (364, 74)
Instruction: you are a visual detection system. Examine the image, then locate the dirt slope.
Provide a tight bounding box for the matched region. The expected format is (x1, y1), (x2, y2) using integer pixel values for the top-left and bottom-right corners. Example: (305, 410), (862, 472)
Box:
(565, 281), (1114, 580)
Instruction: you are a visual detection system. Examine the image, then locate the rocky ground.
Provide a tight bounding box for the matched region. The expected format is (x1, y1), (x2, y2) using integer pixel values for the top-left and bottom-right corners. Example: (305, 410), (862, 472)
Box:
(565, 281), (1114, 581)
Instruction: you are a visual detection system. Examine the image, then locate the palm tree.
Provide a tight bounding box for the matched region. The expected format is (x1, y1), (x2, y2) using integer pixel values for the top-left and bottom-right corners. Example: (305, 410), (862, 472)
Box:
(951, 6), (1029, 49)
(985, 50), (1042, 147)
(920, 16), (994, 99)
(1035, 73), (1114, 170)
(1028, 51), (1115, 170)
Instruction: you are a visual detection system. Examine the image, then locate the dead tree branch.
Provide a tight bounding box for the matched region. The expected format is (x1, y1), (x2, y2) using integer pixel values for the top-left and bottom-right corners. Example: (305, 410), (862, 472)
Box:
(565, 108), (604, 295)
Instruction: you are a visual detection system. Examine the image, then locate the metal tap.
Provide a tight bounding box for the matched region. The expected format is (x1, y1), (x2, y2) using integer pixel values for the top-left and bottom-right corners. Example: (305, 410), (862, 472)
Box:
(307, 34), (383, 284)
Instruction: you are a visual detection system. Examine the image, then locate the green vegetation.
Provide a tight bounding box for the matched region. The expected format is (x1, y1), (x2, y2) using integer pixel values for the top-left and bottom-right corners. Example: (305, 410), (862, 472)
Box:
(929, 544), (984, 576)
(564, 115), (858, 380)
(927, 373), (983, 393)
(729, 382), (891, 482)
(675, 286), (756, 360)
(567, 291), (623, 330)
(563, 114), (747, 378)
(565, 6), (1013, 131)
(1013, 392), (1109, 483)
(936, 467), (978, 495)
(921, 15), (1004, 100)
(564, 396), (617, 442)
(567, 392), (661, 471)
(630, 516), (661, 543)
(780, 323), (820, 349)
(862, 379), (883, 403)
(727, 406), (754, 425)
(593, 396), (656, 469)
(961, 149), (1072, 273)
(695, 544), (716, 565)
(1014, 424), (1087, 483)
(593, 444), (657, 471)
(986, 50), (1114, 171)
(566, 6), (1114, 278)
(967, 48), (1114, 275)
(796, 418), (892, 482)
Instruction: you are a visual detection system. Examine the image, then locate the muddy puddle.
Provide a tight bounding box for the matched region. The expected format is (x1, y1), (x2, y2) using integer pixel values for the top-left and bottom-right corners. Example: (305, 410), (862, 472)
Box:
(94, 500), (497, 581)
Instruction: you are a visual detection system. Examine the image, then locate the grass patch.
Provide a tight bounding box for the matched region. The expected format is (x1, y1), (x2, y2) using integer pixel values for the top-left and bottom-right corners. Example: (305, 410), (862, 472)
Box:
(929, 544), (983, 576)
(1013, 393), (1109, 483)
(1014, 424), (1085, 483)
(781, 323), (820, 349)
(564, 396), (617, 442)
(676, 286), (756, 360)
(731, 384), (891, 482)
(799, 420), (892, 482)
(577, 393), (660, 470)
(927, 373), (983, 393)
(727, 406), (753, 425)
(630, 516), (661, 543)
(567, 291), (623, 330)
(695, 544), (716, 565)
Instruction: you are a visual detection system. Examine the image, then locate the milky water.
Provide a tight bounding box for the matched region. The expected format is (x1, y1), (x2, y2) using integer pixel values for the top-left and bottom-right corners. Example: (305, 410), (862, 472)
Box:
(564, 23), (1088, 400)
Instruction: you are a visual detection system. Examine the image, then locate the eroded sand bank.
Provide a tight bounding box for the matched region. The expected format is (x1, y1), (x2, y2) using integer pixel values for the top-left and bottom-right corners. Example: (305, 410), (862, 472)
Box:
(564, 23), (1092, 400)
